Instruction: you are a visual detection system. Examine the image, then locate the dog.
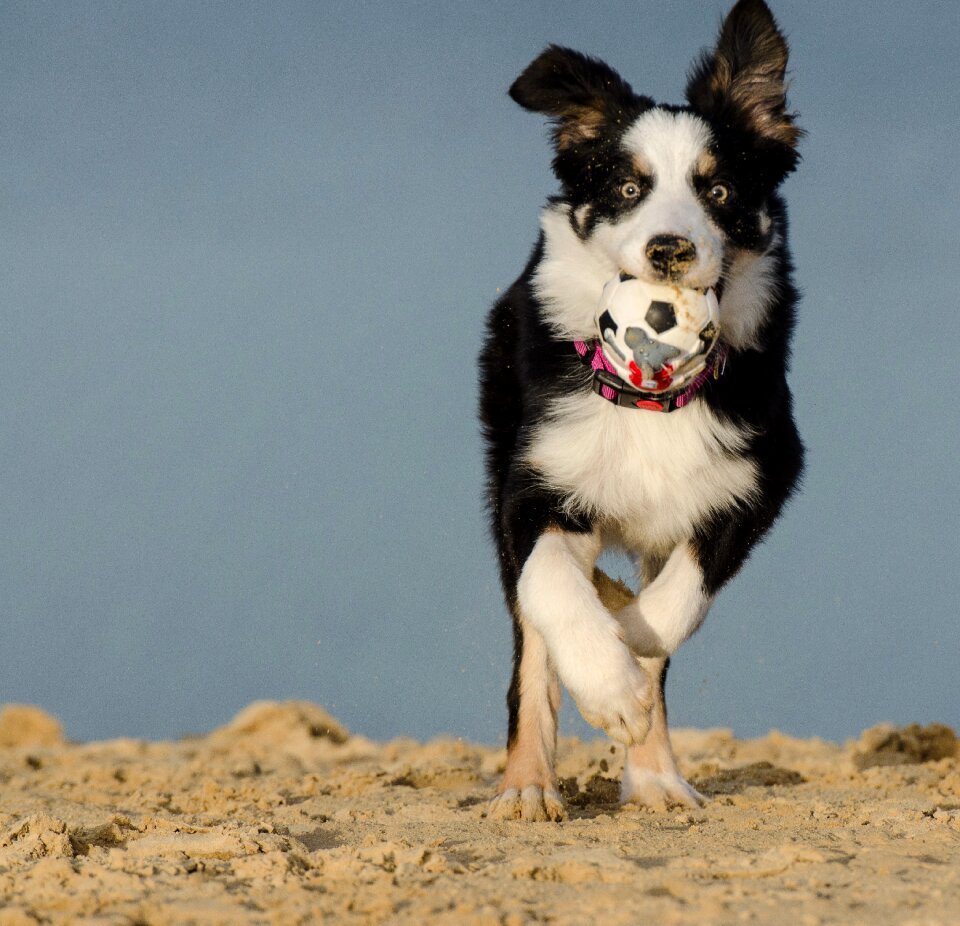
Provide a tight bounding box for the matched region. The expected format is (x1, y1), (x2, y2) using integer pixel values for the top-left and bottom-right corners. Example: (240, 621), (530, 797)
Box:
(479, 0), (804, 821)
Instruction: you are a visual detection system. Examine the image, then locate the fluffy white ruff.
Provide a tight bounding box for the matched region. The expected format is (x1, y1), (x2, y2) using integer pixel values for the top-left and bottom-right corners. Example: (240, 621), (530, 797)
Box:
(720, 242), (782, 350)
(524, 390), (759, 554)
(533, 204), (614, 340)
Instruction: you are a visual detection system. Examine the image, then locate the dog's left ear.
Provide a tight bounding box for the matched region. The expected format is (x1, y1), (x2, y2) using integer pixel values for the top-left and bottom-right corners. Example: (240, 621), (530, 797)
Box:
(686, 0), (801, 150)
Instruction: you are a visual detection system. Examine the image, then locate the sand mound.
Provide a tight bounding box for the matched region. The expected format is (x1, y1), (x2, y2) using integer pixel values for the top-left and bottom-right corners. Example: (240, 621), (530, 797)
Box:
(1, 702), (958, 925)
(0, 705), (63, 748)
(211, 699), (349, 745)
(852, 721), (958, 769)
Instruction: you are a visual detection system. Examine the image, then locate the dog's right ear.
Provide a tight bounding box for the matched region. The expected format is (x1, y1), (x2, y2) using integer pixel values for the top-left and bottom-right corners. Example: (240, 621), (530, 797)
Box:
(509, 46), (641, 151)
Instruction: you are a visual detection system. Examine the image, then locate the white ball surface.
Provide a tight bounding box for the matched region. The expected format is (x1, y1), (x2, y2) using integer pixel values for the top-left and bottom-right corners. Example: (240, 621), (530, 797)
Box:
(595, 276), (720, 392)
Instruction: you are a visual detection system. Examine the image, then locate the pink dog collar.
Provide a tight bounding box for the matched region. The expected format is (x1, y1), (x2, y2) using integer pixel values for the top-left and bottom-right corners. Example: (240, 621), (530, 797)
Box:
(574, 338), (729, 412)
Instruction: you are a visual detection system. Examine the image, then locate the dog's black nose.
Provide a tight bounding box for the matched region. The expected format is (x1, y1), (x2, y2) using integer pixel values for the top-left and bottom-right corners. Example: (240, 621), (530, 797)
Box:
(645, 235), (697, 276)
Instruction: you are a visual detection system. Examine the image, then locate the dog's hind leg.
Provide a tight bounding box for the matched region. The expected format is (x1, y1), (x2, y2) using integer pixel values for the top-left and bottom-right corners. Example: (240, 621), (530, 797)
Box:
(488, 611), (565, 822)
(620, 656), (705, 810)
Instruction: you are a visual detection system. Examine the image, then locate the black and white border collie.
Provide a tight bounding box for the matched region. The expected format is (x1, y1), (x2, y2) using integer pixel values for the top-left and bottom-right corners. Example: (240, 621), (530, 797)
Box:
(480, 0), (804, 821)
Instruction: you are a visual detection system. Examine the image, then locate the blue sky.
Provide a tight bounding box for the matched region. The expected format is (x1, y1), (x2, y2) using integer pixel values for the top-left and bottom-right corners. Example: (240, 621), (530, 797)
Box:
(1, 0), (958, 744)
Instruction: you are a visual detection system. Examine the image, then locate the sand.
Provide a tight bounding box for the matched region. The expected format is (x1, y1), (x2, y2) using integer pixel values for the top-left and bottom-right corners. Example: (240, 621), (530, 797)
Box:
(1, 701), (958, 926)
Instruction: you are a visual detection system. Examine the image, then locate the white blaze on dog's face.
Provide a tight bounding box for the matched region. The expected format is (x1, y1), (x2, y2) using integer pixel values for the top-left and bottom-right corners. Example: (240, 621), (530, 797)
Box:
(590, 109), (723, 289)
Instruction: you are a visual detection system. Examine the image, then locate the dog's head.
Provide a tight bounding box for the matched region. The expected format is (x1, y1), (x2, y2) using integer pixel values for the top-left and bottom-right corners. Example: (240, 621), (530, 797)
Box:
(512, 0), (800, 334)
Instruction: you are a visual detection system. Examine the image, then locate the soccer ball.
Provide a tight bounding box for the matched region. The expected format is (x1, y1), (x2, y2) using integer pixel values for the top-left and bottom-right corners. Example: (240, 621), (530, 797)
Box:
(595, 274), (720, 392)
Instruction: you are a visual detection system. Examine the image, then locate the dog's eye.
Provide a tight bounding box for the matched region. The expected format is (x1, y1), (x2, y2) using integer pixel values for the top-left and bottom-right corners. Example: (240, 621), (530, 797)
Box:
(620, 181), (642, 200)
(708, 183), (731, 204)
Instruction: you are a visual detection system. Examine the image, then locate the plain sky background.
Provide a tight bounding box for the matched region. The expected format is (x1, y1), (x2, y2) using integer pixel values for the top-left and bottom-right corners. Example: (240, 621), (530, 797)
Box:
(2, 1), (958, 746)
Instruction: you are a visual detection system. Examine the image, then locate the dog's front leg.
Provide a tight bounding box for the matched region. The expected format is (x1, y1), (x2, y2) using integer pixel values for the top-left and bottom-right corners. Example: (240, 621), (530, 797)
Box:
(621, 656), (706, 810)
(613, 542), (713, 659)
(488, 615), (566, 822)
(607, 546), (711, 810)
(516, 528), (653, 747)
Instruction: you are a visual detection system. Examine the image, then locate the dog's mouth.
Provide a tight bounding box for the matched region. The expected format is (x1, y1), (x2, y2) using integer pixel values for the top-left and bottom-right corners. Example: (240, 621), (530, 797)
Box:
(619, 269), (724, 301)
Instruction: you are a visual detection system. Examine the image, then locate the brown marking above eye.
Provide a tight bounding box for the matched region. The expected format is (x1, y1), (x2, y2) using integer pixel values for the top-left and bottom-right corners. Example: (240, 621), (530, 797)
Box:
(631, 153), (652, 176)
(695, 150), (718, 176)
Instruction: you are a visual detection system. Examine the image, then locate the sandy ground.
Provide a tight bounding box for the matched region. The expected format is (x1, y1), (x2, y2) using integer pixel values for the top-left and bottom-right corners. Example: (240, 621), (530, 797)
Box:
(1, 702), (958, 926)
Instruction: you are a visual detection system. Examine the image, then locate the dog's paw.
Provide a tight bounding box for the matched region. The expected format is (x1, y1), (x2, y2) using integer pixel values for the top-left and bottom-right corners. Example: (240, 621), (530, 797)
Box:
(620, 767), (706, 811)
(565, 646), (653, 746)
(487, 785), (566, 822)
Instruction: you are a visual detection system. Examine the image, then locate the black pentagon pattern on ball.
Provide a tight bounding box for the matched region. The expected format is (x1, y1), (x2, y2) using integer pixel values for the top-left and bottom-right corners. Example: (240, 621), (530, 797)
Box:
(645, 300), (676, 334)
(598, 309), (618, 335)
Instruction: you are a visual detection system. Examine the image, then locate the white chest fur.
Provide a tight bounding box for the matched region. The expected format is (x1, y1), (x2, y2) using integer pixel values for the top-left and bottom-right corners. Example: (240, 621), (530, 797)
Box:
(524, 392), (759, 553)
